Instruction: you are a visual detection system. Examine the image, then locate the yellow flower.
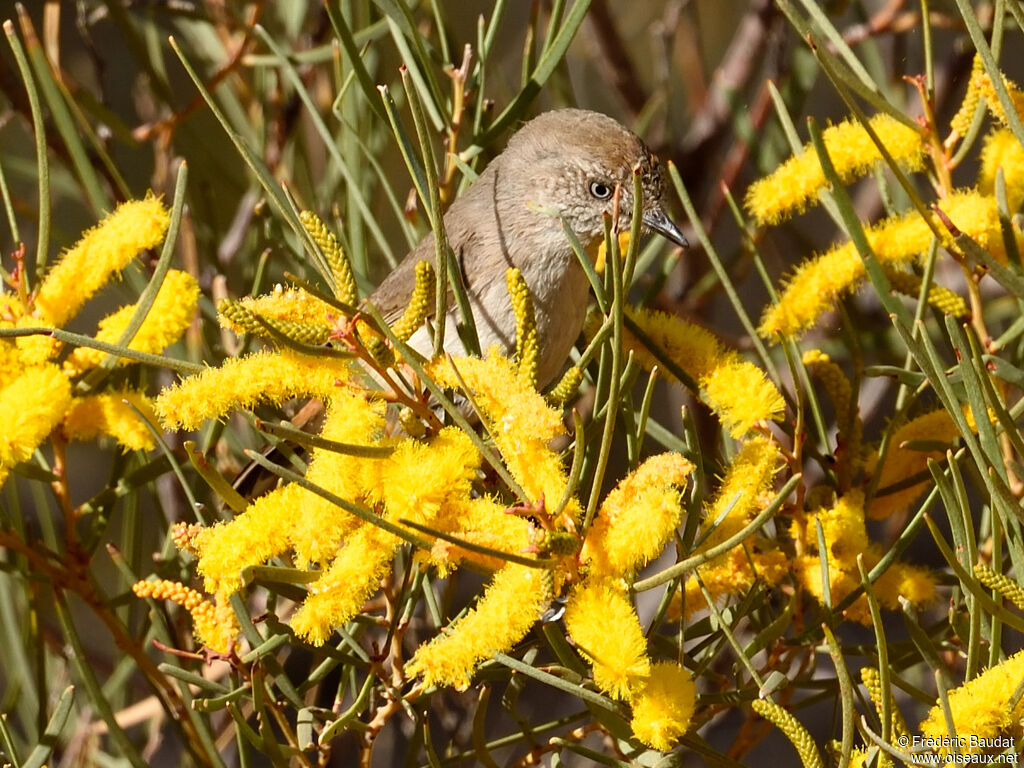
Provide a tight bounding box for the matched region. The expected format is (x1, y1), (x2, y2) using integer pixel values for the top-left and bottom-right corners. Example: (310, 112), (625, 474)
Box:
(33, 196), (169, 328)
(62, 391), (159, 452)
(951, 56), (986, 137)
(871, 554), (935, 609)
(0, 364), (73, 468)
(919, 651), (1024, 754)
(624, 308), (784, 436)
(746, 114), (925, 226)
(427, 353), (578, 518)
(703, 362), (787, 438)
(629, 662), (696, 751)
(64, 269), (199, 376)
(374, 427), (480, 529)
(286, 393), (389, 569)
(0, 326), (23, 389)
(802, 350), (853, 427)
(760, 191), (1007, 338)
(971, 66), (1024, 129)
(219, 285), (336, 334)
(582, 453), (692, 578)
(793, 540), (935, 624)
(193, 484), (300, 594)
(682, 438), (787, 611)
(564, 580), (650, 700)
(791, 490), (870, 569)
(290, 524), (399, 646)
(192, 393), (390, 588)
(154, 349), (355, 430)
(133, 579), (239, 654)
(684, 549), (791, 615)
(868, 408), (961, 519)
(418, 496), (534, 574)
(980, 129), (1024, 213)
(405, 564), (548, 690)
(796, 496), (935, 616)
(704, 437), (782, 546)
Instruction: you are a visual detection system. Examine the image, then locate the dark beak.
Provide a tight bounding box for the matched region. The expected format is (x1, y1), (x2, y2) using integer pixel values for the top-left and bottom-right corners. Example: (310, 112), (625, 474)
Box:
(643, 208), (689, 249)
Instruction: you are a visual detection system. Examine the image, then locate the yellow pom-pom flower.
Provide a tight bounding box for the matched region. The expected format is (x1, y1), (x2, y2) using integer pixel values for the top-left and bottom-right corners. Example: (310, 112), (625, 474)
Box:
(919, 651), (1024, 755)
(63, 269), (199, 376)
(745, 114), (925, 226)
(582, 453), (692, 578)
(0, 364), (73, 468)
(623, 308), (784, 437)
(405, 564), (548, 690)
(564, 580), (650, 700)
(629, 662), (696, 751)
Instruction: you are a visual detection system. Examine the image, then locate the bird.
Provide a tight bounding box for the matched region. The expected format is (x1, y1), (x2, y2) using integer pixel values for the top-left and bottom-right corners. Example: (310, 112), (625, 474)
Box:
(235, 109), (685, 494)
(368, 108), (687, 389)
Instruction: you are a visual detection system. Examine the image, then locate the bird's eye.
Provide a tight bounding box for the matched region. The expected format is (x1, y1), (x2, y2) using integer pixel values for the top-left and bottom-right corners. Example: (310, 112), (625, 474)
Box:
(589, 181), (613, 200)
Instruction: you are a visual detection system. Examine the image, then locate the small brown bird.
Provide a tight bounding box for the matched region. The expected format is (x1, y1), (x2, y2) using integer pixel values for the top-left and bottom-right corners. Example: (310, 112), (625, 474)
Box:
(370, 108), (687, 388)
(235, 109), (684, 495)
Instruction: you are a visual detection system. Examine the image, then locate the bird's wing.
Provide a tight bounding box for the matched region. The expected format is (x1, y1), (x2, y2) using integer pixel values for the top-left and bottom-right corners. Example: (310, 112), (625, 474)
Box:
(367, 234), (463, 325)
(368, 162), (498, 324)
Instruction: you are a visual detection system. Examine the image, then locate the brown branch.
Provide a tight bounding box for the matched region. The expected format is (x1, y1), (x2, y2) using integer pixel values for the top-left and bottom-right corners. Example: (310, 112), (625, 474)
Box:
(677, 0), (779, 165)
(586, 0), (648, 119)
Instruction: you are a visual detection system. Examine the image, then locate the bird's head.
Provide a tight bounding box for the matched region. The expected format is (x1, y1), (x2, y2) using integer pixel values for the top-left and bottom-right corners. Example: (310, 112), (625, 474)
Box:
(499, 109), (688, 251)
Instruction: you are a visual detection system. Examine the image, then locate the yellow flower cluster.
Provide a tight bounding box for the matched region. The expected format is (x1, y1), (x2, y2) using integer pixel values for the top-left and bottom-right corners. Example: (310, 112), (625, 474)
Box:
(155, 313), (699, 748)
(760, 191), (1010, 338)
(390, 261), (436, 344)
(745, 114), (925, 226)
(919, 651), (1024, 754)
(187, 391), (387, 593)
(791, 490), (935, 623)
(683, 437), (789, 615)
(582, 452), (692, 578)
(408, 361), (697, 750)
(980, 128), (1024, 212)
(154, 349), (355, 431)
(868, 408), (963, 519)
(133, 579), (239, 654)
(218, 284), (336, 335)
(628, 662), (697, 751)
(675, 440), (934, 625)
(622, 307), (784, 437)
(952, 58), (1024, 135)
(427, 352), (575, 516)
(565, 579), (651, 699)
(406, 564), (549, 690)
(32, 197), (171, 328)
(1, 197), (193, 490)
(63, 269), (199, 375)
